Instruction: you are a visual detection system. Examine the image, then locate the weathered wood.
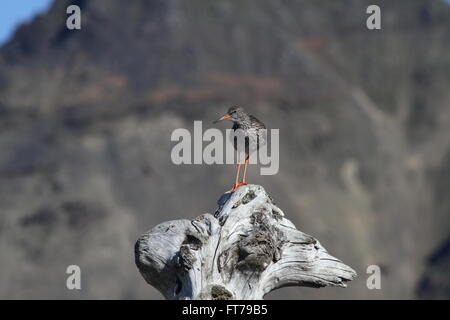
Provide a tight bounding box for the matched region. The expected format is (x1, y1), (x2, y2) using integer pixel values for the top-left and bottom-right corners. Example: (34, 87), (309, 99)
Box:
(135, 184), (356, 300)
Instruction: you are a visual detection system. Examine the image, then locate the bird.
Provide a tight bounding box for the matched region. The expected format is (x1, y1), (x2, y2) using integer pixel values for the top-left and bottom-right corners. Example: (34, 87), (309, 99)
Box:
(214, 106), (266, 192)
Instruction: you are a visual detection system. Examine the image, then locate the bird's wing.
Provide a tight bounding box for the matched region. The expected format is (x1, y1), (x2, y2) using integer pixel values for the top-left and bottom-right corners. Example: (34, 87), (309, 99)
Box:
(249, 115), (266, 129)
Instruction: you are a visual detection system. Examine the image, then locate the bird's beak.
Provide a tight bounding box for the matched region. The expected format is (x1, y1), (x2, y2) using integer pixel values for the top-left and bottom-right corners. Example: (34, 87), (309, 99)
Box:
(213, 114), (231, 124)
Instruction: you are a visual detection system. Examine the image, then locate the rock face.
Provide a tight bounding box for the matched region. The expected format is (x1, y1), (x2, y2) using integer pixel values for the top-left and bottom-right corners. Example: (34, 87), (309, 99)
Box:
(135, 185), (356, 299)
(1, 0), (450, 299)
(417, 237), (450, 299)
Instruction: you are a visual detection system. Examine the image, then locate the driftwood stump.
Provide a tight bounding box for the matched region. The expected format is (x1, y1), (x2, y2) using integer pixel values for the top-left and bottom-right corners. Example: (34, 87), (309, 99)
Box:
(134, 184), (356, 300)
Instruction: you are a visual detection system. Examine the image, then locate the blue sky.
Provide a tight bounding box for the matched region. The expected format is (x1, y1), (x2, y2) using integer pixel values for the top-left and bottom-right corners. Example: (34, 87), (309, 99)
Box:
(0, 0), (53, 45)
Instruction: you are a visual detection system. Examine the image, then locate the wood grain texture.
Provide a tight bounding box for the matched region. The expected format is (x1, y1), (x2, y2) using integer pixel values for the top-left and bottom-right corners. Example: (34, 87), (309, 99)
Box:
(135, 184), (356, 300)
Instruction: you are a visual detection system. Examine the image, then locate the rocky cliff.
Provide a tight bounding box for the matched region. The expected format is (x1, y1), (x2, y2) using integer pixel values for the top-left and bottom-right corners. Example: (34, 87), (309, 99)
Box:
(0, 0), (449, 299)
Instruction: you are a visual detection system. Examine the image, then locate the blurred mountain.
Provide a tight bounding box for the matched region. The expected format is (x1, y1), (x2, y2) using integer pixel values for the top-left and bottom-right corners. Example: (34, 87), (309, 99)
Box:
(0, 0), (449, 299)
(417, 237), (450, 299)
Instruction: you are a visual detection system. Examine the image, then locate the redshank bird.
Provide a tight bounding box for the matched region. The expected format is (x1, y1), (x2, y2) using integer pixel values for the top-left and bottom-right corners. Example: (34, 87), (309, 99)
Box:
(214, 106), (266, 192)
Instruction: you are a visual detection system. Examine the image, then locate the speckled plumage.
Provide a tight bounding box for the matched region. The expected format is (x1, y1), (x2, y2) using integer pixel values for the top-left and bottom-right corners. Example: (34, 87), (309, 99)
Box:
(227, 106), (267, 157)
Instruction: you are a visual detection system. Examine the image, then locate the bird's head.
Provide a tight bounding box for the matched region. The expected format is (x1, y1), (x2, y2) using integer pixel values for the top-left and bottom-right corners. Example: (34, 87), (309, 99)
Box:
(214, 106), (247, 124)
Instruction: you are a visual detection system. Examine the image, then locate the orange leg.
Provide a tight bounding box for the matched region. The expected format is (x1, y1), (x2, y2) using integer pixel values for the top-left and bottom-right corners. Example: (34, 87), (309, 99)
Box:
(229, 163), (241, 192)
(235, 158), (249, 188)
(241, 158), (249, 184)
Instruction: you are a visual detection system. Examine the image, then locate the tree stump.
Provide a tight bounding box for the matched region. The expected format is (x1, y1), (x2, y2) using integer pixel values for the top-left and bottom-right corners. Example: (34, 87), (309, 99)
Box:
(134, 184), (356, 300)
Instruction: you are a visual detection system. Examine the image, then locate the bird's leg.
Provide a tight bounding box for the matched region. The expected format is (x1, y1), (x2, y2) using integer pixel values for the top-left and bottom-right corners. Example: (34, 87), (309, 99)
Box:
(236, 157), (249, 188)
(242, 157), (249, 185)
(229, 163), (241, 192)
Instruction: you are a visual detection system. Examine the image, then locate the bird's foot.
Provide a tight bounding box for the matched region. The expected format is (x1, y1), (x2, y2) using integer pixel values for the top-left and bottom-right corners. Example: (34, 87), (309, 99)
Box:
(226, 182), (248, 193)
(235, 182), (248, 188)
(227, 182), (248, 193)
